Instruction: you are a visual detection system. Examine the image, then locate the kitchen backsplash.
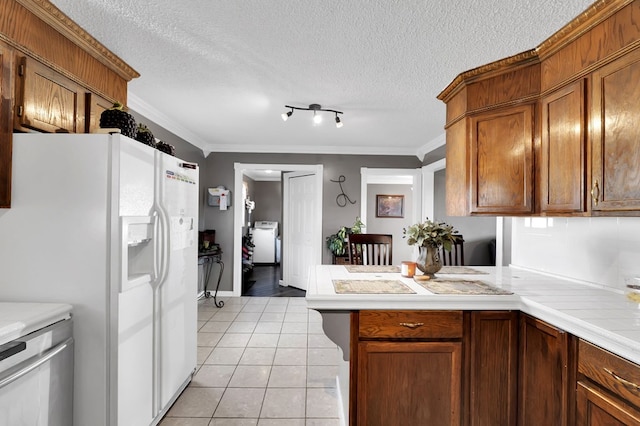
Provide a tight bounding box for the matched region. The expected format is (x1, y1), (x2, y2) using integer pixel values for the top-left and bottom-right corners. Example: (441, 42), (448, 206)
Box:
(511, 217), (640, 292)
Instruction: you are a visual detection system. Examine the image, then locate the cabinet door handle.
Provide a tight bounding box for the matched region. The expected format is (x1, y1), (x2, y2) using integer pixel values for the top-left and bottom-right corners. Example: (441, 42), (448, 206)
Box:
(604, 367), (640, 392)
(591, 179), (600, 206)
(399, 322), (424, 329)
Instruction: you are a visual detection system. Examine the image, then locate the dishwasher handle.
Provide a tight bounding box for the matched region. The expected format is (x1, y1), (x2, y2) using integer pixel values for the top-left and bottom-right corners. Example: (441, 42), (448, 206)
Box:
(0, 337), (73, 390)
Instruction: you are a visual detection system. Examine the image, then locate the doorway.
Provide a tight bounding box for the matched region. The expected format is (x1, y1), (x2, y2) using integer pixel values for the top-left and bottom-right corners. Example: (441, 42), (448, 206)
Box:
(359, 167), (423, 263)
(232, 163), (323, 297)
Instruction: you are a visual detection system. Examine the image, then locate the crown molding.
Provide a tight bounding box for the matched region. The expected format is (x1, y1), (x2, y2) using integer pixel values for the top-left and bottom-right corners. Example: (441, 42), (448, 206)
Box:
(15, 0), (139, 81)
(416, 132), (446, 162)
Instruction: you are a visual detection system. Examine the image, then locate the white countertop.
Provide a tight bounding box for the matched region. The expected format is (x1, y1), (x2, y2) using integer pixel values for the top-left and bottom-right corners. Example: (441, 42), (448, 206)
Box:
(0, 302), (72, 346)
(306, 265), (640, 365)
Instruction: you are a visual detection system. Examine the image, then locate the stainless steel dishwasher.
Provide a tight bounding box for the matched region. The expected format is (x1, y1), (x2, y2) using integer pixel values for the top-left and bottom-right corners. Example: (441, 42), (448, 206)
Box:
(0, 303), (74, 426)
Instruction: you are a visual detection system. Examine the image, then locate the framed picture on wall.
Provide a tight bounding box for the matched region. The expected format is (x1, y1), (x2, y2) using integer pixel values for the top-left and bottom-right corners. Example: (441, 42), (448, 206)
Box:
(376, 194), (404, 218)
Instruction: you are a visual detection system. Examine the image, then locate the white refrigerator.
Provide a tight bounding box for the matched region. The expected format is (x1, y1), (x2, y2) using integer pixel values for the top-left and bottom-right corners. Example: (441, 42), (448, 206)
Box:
(0, 133), (199, 425)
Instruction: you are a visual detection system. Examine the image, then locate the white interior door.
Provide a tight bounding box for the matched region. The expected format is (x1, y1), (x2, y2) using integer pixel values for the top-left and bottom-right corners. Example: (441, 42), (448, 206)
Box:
(283, 171), (317, 290)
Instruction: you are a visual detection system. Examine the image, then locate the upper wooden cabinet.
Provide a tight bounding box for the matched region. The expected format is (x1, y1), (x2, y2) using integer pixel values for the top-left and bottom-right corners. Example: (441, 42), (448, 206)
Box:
(470, 104), (534, 214)
(590, 48), (640, 213)
(0, 0), (139, 208)
(86, 92), (115, 134)
(0, 42), (14, 208)
(439, 0), (640, 217)
(540, 79), (588, 214)
(15, 56), (85, 134)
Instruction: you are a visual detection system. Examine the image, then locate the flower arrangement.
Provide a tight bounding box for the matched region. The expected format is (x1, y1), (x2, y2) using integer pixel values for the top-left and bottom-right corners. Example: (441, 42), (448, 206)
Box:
(403, 218), (459, 251)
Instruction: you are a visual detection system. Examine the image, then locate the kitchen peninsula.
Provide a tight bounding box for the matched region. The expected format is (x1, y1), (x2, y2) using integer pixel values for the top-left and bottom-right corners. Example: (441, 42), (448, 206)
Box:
(307, 264), (640, 425)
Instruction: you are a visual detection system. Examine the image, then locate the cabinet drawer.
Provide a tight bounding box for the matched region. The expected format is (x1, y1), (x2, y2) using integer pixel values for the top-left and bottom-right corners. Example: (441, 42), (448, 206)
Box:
(579, 340), (640, 409)
(358, 310), (463, 339)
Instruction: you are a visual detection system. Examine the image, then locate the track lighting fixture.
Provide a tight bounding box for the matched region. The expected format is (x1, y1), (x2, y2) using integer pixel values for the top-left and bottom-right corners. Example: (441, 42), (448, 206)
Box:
(281, 104), (344, 128)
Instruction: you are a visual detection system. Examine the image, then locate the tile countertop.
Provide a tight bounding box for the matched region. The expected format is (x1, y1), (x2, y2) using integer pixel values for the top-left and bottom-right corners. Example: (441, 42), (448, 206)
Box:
(305, 265), (640, 365)
(0, 302), (72, 346)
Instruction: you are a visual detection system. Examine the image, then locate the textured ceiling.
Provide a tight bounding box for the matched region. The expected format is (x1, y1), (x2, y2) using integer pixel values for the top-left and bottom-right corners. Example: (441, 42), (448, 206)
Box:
(51, 0), (595, 158)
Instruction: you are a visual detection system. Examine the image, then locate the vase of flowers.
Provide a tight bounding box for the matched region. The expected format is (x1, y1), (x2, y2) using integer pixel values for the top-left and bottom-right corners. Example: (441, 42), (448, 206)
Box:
(403, 218), (459, 276)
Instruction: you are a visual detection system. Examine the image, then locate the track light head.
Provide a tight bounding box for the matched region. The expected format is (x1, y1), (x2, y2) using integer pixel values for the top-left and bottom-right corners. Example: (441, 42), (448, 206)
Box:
(335, 114), (343, 128)
(313, 110), (322, 124)
(281, 108), (293, 121)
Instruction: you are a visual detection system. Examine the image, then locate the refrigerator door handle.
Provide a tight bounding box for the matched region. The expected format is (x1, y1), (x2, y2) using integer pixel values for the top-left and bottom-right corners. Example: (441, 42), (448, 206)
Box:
(154, 204), (171, 290)
(152, 211), (160, 283)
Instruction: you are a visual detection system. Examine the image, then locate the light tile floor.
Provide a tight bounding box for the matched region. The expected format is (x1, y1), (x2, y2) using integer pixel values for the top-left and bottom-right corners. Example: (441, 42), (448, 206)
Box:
(160, 297), (342, 426)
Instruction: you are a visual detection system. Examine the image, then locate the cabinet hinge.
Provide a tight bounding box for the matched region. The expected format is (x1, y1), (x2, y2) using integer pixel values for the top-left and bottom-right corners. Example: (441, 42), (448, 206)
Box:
(18, 64), (24, 77)
(17, 105), (23, 117)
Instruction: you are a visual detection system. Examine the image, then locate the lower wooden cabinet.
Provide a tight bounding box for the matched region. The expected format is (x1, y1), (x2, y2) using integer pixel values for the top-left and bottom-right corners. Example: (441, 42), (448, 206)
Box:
(577, 339), (640, 426)
(518, 314), (576, 426)
(350, 311), (640, 426)
(350, 310), (464, 426)
(577, 381), (640, 425)
(357, 340), (462, 426)
(468, 311), (519, 426)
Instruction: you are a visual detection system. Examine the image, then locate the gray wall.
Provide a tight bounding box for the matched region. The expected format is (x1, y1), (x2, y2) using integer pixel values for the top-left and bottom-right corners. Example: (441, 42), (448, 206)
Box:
(433, 169), (497, 265)
(201, 152), (421, 291)
(366, 183), (414, 263)
(252, 181), (282, 231)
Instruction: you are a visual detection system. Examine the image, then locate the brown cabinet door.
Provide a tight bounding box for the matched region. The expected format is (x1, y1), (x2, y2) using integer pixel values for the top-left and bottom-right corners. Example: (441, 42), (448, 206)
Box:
(576, 381), (640, 426)
(85, 92), (113, 133)
(540, 79), (588, 214)
(0, 42), (13, 208)
(469, 311), (519, 426)
(518, 314), (575, 426)
(357, 340), (462, 426)
(470, 104), (534, 214)
(591, 48), (640, 212)
(15, 56), (85, 133)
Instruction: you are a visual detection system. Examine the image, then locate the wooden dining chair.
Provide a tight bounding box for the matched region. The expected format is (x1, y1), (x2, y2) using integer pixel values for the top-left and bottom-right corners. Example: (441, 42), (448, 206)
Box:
(347, 234), (393, 265)
(440, 234), (464, 266)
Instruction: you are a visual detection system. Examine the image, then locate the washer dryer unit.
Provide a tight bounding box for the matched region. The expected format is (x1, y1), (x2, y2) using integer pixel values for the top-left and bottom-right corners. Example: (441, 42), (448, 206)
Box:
(252, 221), (279, 264)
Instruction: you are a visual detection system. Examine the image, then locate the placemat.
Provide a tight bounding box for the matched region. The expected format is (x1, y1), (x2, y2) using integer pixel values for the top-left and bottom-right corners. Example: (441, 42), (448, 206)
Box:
(414, 278), (513, 295)
(344, 265), (401, 273)
(438, 266), (489, 275)
(333, 279), (416, 294)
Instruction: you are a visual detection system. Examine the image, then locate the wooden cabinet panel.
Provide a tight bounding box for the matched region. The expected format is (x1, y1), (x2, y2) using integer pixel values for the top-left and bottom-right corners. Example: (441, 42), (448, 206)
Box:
(577, 381), (640, 426)
(15, 56), (85, 133)
(445, 118), (470, 216)
(578, 340), (640, 417)
(357, 340), (462, 426)
(358, 310), (463, 339)
(0, 42), (13, 208)
(540, 79), (588, 214)
(518, 314), (575, 426)
(85, 92), (113, 133)
(591, 48), (640, 213)
(470, 104), (534, 214)
(469, 311), (518, 426)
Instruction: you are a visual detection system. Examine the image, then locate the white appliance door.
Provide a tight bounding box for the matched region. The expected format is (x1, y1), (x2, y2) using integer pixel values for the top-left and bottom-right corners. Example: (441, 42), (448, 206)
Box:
(155, 152), (199, 410)
(252, 228), (276, 263)
(115, 137), (155, 426)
